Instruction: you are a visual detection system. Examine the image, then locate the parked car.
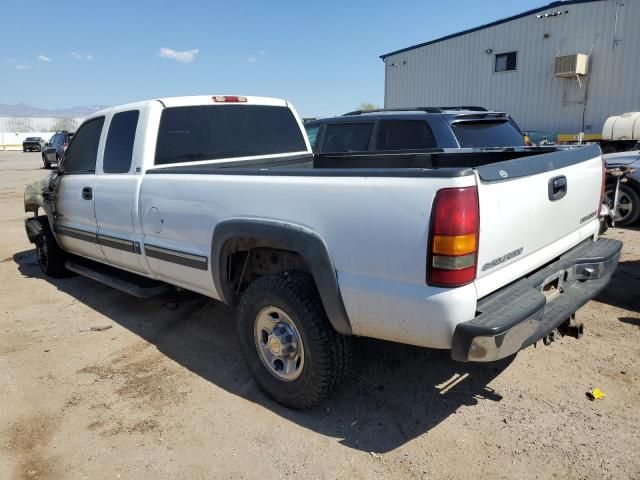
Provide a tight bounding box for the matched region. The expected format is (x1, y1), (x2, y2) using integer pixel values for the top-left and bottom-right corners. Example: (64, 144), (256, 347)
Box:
(22, 137), (46, 152)
(304, 107), (526, 153)
(41, 131), (74, 169)
(603, 150), (640, 226)
(24, 95), (620, 409)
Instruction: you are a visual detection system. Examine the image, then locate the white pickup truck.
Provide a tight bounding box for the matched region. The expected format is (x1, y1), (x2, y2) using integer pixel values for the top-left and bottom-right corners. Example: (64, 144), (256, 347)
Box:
(24, 95), (622, 409)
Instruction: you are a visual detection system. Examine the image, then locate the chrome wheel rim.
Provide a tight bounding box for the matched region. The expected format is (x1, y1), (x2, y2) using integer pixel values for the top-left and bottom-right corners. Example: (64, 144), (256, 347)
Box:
(254, 306), (304, 382)
(606, 189), (634, 223)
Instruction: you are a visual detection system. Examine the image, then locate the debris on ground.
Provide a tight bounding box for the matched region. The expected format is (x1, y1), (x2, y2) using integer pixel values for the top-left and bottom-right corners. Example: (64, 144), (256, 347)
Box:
(79, 325), (114, 332)
(586, 387), (606, 401)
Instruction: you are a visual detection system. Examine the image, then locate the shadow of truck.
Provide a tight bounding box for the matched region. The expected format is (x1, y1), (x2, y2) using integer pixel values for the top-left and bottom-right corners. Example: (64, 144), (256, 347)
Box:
(14, 248), (512, 453)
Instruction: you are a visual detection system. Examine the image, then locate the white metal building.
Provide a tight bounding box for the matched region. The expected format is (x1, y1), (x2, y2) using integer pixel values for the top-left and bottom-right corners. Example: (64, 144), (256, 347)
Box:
(381, 0), (640, 135)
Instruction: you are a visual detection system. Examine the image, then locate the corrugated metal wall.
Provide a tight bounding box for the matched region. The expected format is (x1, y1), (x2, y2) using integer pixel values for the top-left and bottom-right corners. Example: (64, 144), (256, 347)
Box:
(383, 0), (640, 134)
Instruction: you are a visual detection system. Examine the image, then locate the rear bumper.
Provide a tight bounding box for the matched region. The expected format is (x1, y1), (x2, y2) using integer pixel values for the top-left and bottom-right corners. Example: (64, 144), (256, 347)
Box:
(451, 238), (622, 362)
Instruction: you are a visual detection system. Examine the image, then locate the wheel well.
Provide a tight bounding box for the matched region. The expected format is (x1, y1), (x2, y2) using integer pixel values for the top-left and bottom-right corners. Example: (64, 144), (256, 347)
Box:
(623, 177), (640, 193)
(225, 243), (311, 299)
(212, 220), (353, 336)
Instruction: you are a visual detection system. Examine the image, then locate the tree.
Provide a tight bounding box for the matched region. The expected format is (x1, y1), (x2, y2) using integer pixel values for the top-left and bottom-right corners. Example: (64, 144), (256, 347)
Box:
(51, 117), (78, 132)
(358, 102), (379, 112)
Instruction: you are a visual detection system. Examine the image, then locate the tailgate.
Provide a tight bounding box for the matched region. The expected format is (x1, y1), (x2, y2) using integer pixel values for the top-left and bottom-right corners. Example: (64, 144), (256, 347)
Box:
(474, 145), (603, 297)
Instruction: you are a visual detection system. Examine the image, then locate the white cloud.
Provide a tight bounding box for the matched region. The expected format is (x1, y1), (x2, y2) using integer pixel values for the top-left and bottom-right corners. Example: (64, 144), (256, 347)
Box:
(16, 64), (32, 70)
(158, 47), (199, 63)
(37, 54), (51, 62)
(68, 52), (94, 60)
(259, 50), (265, 56)
(4, 58), (16, 64)
(247, 57), (257, 63)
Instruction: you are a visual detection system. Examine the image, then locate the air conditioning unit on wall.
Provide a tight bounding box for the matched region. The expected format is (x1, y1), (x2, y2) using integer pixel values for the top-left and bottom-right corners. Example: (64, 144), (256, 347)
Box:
(554, 54), (589, 77)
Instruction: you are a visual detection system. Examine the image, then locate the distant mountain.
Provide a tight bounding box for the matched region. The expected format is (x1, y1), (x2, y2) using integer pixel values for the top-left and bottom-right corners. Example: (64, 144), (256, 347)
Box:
(0, 102), (108, 118)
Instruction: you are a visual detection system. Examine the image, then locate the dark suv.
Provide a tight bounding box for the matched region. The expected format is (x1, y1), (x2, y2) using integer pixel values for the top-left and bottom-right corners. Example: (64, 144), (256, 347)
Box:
(304, 107), (525, 153)
(42, 131), (74, 169)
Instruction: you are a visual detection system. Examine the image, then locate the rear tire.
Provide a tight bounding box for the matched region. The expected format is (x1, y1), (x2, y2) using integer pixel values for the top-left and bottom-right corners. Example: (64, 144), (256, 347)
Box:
(236, 272), (351, 409)
(33, 218), (72, 278)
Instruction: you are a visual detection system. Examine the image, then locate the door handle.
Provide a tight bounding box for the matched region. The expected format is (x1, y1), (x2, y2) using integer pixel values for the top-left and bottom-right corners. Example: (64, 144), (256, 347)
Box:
(548, 176), (567, 201)
(82, 187), (93, 200)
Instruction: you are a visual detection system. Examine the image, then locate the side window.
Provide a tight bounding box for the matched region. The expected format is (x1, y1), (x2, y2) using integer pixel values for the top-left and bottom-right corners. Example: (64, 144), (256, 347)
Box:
(376, 120), (437, 150)
(63, 117), (105, 174)
(103, 110), (140, 173)
(320, 123), (373, 153)
(304, 124), (321, 151)
(48, 134), (58, 145)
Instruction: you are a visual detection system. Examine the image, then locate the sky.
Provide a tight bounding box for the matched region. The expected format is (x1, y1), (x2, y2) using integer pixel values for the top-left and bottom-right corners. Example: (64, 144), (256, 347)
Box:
(1, 0), (540, 118)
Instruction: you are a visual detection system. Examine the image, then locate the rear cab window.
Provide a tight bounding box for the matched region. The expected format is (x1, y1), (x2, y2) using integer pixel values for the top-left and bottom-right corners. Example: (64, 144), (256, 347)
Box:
(103, 110), (140, 173)
(320, 123), (373, 153)
(451, 121), (525, 148)
(155, 105), (307, 165)
(376, 120), (437, 150)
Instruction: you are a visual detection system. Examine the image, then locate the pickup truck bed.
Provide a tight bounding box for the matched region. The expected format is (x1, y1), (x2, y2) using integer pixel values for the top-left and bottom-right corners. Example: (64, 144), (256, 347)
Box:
(24, 95), (621, 409)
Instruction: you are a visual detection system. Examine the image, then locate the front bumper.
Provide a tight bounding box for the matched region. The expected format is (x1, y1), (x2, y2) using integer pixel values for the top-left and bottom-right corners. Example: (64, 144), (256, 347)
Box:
(451, 238), (622, 362)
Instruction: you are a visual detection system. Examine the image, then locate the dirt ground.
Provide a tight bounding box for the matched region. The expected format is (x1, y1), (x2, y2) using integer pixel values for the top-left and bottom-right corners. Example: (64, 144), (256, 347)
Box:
(0, 151), (639, 480)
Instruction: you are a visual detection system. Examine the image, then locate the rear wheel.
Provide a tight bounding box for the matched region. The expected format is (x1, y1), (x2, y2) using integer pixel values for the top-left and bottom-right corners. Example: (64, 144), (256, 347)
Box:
(33, 218), (71, 278)
(606, 183), (640, 226)
(236, 272), (351, 409)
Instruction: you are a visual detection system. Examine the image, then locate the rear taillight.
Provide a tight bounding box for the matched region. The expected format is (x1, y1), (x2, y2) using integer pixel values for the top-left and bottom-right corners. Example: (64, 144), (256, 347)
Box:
(428, 186), (479, 287)
(212, 95), (248, 103)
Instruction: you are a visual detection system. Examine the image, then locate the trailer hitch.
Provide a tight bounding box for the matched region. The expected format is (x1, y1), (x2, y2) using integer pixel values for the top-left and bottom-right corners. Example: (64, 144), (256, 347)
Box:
(558, 314), (584, 340)
(541, 315), (584, 346)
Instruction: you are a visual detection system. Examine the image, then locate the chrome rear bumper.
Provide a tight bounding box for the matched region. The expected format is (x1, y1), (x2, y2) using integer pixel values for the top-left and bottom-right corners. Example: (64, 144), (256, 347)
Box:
(451, 238), (622, 362)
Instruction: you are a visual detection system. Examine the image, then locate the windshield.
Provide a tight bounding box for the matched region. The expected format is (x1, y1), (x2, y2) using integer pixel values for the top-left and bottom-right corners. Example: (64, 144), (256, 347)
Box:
(451, 121), (525, 148)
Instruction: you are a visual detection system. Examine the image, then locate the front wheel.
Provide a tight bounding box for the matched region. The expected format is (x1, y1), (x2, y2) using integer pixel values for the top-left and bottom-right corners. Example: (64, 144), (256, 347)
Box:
(606, 183), (640, 226)
(33, 218), (72, 278)
(236, 273), (351, 409)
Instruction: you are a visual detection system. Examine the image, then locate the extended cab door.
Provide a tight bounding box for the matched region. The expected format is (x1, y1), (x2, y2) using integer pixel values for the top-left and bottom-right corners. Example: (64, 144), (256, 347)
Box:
(55, 117), (105, 260)
(93, 107), (146, 273)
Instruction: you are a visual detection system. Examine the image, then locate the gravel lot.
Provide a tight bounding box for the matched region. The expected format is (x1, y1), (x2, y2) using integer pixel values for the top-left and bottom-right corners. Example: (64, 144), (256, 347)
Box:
(1, 151), (639, 480)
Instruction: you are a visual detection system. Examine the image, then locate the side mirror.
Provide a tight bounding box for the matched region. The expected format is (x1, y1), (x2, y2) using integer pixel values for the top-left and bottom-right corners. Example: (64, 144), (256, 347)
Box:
(44, 142), (49, 147)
